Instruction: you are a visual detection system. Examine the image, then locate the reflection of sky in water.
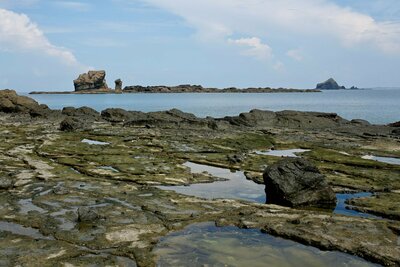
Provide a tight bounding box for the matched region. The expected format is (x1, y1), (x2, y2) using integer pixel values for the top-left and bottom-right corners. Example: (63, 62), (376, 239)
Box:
(155, 222), (379, 267)
(362, 155), (400, 165)
(81, 139), (109, 145)
(158, 162), (266, 203)
(255, 149), (310, 157)
(334, 193), (381, 219)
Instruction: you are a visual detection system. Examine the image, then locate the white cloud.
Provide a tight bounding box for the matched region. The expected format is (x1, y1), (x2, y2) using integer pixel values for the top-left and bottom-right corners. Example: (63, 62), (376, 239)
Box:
(0, 8), (83, 67)
(287, 49), (303, 61)
(228, 37), (272, 60)
(142, 0), (400, 54)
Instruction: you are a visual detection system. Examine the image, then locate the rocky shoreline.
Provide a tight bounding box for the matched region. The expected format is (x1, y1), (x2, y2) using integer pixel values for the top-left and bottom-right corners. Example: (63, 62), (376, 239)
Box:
(30, 85), (320, 95)
(1, 89), (400, 266)
(29, 70), (320, 94)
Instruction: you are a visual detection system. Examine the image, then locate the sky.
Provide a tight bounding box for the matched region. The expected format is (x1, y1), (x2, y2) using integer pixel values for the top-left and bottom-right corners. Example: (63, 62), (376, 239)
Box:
(0, 0), (400, 91)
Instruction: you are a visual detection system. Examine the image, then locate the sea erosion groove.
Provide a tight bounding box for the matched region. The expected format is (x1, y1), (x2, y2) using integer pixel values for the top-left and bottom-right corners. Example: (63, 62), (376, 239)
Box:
(0, 89), (400, 266)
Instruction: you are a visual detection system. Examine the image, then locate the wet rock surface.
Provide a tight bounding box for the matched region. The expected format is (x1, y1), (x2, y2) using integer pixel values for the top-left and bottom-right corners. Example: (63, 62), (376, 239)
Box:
(264, 158), (337, 208)
(1, 91), (400, 266)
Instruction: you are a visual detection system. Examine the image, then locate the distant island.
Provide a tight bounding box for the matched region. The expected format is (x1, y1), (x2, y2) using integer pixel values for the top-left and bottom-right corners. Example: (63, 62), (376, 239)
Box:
(30, 70), (320, 94)
(316, 78), (358, 90)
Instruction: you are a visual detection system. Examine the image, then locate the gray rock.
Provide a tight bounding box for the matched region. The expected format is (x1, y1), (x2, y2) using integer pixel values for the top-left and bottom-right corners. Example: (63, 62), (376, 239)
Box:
(0, 89), (51, 116)
(73, 70), (109, 91)
(0, 174), (13, 189)
(60, 117), (90, 132)
(263, 158), (336, 209)
(77, 207), (101, 223)
(115, 79), (123, 92)
(351, 119), (371, 126)
(101, 108), (134, 123)
(316, 78), (345, 90)
(62, 106), (100, 121)
(392, 128), (400, 136)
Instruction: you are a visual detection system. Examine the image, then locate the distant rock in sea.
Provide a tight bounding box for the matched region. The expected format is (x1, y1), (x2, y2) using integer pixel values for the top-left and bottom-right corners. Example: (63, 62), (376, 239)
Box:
(316, 78), (346, 90)
(74, 70), (109, 92)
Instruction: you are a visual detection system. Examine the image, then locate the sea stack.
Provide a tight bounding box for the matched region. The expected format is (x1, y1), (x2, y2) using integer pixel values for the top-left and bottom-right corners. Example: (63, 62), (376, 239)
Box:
(73, 70), (109, 92)
(316, 78), (345, 90)
(115, 79), (123, 93)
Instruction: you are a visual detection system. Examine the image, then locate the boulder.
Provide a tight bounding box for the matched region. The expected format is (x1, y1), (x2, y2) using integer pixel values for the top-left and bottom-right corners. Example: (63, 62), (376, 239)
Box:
(0, 89), (50, 116)
(388, 121), (400, 127)
(73, 70), (109, 91)
(316, 78), (345, 90)
(60, 117), (89, 132)
(0, 173), (13, 190)
(351, 119), (371, 126)
(101, 108), (133, 123)
(263, 158), (336, 209)
(77, 207), (101, 223)
(62, 106), (100, 120)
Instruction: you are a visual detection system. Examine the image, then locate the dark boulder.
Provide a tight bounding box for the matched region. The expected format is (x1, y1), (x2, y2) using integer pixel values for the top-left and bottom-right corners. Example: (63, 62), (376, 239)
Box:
(388, 121), (400, 127)
(316, 78), (345, 90)
(73, 70), (109, 91)
(392, 128), (400, 136)
(351, 119), (371, 126)
(0, 89), (51, 116)
(263, 158), (336, 209)
(60, 117), (89, 132)
(77, 207), (101, 223)
(101, 108), (133, 123)
(0, 173), (13, 190)
(62, 106), (100, 120)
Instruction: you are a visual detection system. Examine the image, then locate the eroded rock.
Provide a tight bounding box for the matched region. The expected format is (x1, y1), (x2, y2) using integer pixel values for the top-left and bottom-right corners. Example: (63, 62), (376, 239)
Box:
(316, 78), (345, 90)
(73, 70), (109, 91)
(263, 158), (337, 208)
(77, 207), (101, 223)
(0, 89), (50, 116)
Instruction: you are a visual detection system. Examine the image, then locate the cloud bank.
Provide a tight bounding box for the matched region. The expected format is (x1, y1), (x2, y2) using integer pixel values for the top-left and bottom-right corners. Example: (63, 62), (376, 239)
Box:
(0, 8), (81, 66)
(142, 0), (400, 56)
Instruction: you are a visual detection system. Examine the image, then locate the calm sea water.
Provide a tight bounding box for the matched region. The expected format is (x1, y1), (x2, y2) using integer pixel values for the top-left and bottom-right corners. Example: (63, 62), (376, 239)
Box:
(27, 89), (400, 124)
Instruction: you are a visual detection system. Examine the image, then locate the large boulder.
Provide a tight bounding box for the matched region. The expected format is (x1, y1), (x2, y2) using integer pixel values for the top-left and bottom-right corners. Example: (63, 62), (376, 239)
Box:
(62, 106), (100, 120)
(77, 207), (101, 223)
(101, 108), (134, 123)
(263, 158), (336, 209)
(316, 78), (345, 90)
(73, 70), (109, 91)
(60, 117), (90, 132)
(0, 89), (50, 116)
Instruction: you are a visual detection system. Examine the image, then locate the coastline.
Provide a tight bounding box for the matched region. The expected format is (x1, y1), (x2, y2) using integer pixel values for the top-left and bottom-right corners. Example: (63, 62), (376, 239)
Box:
(1, 89), (400, 266)
(29, 87), (321, 94)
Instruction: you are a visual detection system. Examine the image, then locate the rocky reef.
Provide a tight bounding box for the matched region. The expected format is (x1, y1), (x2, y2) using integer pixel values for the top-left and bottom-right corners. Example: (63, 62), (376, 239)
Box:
(1, 90), (400, 266)
(316, 78), (346, 90)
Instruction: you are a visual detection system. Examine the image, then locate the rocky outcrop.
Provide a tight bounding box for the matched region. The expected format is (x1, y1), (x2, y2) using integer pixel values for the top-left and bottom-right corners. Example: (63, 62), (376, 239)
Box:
(316, 78), (345, 90)
(220, 109), (348, 130)
(263, 158), (336, 209)
(0, 89), (50, 117)
(62, 106), (100, 121)
(59, 117), (88, 132)
(101, 108), (135, 123)
(388, 121), (400, 127)
(73, 71), (109, 91)
(115, 79), (123, 93)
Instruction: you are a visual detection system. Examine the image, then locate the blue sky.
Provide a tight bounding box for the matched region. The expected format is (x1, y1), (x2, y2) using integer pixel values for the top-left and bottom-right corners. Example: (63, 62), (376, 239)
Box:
(0, 0), (400, 91)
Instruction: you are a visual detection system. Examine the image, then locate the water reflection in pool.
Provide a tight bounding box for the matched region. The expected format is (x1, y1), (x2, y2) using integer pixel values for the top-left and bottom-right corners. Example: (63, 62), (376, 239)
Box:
(362, 155), (400, 165)
(154, 222), (379, 267)
(158, 162), (266, 203)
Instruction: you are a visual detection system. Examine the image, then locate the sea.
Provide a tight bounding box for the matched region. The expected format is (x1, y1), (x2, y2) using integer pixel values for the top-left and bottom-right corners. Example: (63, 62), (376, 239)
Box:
(27, 88), (400, 125)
